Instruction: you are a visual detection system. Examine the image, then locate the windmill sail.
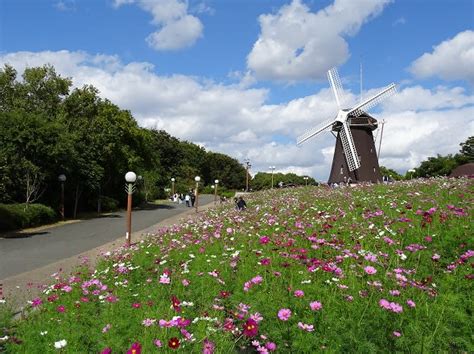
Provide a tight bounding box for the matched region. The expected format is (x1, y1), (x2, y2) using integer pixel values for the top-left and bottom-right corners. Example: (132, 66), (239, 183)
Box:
(297, 119), (335, 146)
(327, 67), (345, 109)
(350, 83), (396, 117)
(340, 121), (360, 171)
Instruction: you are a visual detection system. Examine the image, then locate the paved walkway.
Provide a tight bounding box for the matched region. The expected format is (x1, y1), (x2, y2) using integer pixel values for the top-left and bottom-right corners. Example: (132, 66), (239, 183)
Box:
(0, 196), (216, 307)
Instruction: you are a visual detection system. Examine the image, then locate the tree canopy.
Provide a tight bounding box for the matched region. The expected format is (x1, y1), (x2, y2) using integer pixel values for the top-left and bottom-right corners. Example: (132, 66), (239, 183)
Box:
(0, 65), (247, 215)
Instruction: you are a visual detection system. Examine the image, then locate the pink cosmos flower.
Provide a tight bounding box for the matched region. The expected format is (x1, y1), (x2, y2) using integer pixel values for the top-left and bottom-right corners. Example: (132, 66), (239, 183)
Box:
(154, 339), (162, 347)
(406, 299), (416, 308)
(266, 342), (277, 351)
(142, 318), (156, 327)
(298, 322), (314, 332)
(226, 227), (233, 234)
(57, 305), (66, 313)
(260, 258), (271, 266)
(277, 308), (292, 321)
(393, 331), (401, 337)
(31, 297), (42, 307)
(294, 290), (304, 298)
(259, 236), (270, 244)
(364, 266), (377, 275)
(182, 279), (190, 287)
(251, 275), (263, 284)
(203, 338), (215, 354)
(310, 301), (322, 311)
(250, 312), (263, 323)
(102, 324), (111, 333)
(159, 273), (170, 284)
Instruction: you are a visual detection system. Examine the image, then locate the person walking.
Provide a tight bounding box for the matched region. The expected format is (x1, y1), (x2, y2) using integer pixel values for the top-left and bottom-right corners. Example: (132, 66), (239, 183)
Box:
(190, 191), (196, 207)
(185, 193), (191, 207)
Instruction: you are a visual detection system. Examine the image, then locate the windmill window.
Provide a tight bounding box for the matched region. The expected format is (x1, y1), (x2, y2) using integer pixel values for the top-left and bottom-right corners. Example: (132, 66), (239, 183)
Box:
(340, 166), (343, 175)
(370, 148), (373, 153)
(373, 167), (376, 173)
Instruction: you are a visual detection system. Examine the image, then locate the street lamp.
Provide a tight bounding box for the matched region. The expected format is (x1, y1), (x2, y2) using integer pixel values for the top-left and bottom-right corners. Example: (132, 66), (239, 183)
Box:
(214, 179), (219, 203)
(408, 169), (415, 180)
(171, 177), (175, 197)
(58, 174), (66, 220)
(125, 171), (137, 247)
(269, 166), (275, 189)
(194, 176), (201, 212)
(244, 159), (251, 192)
(303, 176), (309, 186)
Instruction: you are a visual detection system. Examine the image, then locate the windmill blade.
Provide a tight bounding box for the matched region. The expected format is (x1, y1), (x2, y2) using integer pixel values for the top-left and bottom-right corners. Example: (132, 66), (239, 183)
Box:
(340, 121), (361, 171)
(349, 83), (396, 117)
(297, 119), (335, 145)
(327, 67), (345, 109)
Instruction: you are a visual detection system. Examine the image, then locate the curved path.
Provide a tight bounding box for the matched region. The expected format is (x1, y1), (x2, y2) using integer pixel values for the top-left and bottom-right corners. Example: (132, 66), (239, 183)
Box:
(0, 195), (214, 280)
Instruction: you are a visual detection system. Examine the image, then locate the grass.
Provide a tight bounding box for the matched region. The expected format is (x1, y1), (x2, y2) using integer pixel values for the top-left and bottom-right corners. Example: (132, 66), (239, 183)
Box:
(1, 177), (473, 353)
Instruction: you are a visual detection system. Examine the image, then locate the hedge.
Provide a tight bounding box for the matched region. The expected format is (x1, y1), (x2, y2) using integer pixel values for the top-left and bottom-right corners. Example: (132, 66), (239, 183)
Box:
(0, 203), (56, 231)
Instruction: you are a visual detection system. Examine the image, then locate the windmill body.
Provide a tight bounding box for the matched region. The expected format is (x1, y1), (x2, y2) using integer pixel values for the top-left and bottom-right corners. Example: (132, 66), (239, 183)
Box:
(297, 67), (396, 184)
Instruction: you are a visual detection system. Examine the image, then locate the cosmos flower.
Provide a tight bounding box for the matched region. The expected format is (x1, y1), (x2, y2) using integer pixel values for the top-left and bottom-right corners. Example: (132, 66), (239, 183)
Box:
(243, 318), (259, 337)
(168, 337), (180, 349)
(310, 301), (322, 311)
(277, 308), (292, 321)
(54, 339), (67, 349)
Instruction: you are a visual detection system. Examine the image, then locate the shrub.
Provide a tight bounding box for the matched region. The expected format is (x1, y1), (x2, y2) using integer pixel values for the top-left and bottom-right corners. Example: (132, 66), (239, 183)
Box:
(0, 203), (56, 231)
(99, 196), (119, 212)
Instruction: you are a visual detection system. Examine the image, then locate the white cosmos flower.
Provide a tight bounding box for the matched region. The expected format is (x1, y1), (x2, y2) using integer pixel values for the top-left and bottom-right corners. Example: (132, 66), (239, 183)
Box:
(54, 339), (67, 349)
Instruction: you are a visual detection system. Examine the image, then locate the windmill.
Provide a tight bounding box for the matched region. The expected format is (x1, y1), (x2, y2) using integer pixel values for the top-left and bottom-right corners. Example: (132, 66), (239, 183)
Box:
(297, 67), (396, 184)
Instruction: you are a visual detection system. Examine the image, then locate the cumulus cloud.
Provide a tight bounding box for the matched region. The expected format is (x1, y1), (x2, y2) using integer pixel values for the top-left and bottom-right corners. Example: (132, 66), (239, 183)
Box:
(1, 50), (472, 181)
(409, 30), (474, 83)
(114, 0), (203, 50)
(247, 0), (391, 81)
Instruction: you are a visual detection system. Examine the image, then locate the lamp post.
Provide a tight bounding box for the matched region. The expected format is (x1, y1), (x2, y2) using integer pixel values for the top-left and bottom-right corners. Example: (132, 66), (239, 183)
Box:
(171, 178), (175, 197)
(194, 176), (200, 213)
(304, 176), (309, 186)
(125, 171), (137, 247)
(214, 179), (219, 203)
(58, 174), (66, 220)
(244, 159), (251, 192)
(269, 166), (275, 189)
(408, 169), (415, 180)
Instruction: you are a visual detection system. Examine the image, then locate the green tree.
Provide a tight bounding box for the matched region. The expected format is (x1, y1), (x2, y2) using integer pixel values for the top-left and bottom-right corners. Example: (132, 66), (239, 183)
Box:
(459, 136), (473, 161)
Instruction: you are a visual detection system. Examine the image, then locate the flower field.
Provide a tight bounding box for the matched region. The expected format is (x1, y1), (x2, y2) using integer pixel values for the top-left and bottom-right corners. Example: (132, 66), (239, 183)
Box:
(1, 177), (473, 353)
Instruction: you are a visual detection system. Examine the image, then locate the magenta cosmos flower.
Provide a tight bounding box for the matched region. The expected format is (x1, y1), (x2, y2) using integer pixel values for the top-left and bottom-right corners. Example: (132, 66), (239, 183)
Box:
(243, 318), (259, 337)
(277, 308), (292, 321)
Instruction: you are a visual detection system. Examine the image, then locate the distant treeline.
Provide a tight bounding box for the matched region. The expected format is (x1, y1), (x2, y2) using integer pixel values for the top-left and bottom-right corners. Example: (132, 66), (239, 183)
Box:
(0, 64), (247, 217)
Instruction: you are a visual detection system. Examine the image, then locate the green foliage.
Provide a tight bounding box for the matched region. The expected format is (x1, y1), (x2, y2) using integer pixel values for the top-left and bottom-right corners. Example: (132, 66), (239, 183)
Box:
(252, 172), (318, 190)
(459, 136), (473, 161)
(380, 166), (403, 180)
(0, 203), (56, 231)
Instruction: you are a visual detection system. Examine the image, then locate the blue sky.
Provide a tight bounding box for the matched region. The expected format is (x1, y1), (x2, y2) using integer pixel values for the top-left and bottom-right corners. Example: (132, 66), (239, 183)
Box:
(1, 0), (473, 180)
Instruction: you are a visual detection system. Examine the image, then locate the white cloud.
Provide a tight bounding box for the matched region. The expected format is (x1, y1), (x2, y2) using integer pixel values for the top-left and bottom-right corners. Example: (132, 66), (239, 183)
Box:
(1, 50), (472, 182)
(409, 30), (474, 83)
(114, 0), (203, 50)
(247, 0), (391, 81)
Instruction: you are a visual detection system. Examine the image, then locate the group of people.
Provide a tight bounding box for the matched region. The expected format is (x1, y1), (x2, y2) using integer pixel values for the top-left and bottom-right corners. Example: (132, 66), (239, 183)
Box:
(170, 191), (196, 207)
(170, 192), (247, 211)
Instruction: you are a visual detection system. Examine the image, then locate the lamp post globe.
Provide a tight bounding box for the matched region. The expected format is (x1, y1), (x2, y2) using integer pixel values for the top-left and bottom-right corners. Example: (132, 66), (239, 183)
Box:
(125, 171), (137, 183)
(58, 174), (66, 182)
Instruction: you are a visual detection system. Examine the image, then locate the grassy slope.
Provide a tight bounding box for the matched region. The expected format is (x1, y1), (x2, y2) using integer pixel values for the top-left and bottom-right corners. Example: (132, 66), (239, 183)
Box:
(2, 177), (473, 353)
